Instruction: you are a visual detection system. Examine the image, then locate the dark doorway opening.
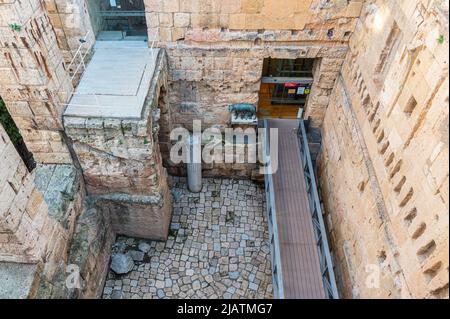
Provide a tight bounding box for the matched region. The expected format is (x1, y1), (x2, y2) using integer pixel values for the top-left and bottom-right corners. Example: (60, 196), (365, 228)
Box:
(0, 97), (36, 171)
(258, 58), (315, 119)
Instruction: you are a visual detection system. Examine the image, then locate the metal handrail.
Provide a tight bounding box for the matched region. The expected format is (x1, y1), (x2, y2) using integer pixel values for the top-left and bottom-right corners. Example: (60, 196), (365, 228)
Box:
(263, 120), (284, 299)
(297, 119), (339, 299)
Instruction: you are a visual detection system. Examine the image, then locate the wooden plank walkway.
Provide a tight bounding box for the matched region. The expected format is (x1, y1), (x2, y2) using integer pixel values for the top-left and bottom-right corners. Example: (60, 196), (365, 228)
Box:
(268, 119), (326, 299)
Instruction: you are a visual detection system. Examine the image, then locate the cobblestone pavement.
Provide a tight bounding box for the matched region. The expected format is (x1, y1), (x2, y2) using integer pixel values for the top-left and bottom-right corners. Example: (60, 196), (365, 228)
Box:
(102, 177), (273, 299)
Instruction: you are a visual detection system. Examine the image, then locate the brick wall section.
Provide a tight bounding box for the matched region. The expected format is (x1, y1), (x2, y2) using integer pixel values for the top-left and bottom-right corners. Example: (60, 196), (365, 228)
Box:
(0, 0), (74, 164)
(144, 0), (364, 128)
(318, 0), (449, 298)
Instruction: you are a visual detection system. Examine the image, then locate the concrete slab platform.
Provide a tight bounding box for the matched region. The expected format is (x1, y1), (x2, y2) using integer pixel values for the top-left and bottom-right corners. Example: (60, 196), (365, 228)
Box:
(64, 41), (158, 119)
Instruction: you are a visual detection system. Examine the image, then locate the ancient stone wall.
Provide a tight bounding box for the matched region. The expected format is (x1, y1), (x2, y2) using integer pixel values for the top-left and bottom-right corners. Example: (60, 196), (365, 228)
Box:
(318, 0), (449, 298)
(144, 0), (364, 128)
(1, 124), (54, 265)
(65, 199), (115, 299)
(44, 0), (95, 64)
(0, 0), (74, 164)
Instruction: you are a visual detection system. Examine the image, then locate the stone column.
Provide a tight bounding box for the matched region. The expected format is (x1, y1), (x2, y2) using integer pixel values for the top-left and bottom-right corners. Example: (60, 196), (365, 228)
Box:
(0, 0), (74, 164)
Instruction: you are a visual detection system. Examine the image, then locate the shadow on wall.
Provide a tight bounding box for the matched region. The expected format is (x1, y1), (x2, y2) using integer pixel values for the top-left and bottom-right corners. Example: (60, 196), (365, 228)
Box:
(0, 97), (35, 171)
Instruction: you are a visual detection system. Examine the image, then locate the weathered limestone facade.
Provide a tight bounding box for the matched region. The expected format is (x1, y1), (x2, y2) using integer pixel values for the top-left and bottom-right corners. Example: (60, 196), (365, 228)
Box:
(0, 0), (448, 300)
(0, 1), (115, 298)
(144, 0), (364, 178)
(145, 0), (364, 126)
(0, 122), (114, 298)
(0, 0), (172, 298)
(318, 0), (449, 298)
(64, 50), (173, 240)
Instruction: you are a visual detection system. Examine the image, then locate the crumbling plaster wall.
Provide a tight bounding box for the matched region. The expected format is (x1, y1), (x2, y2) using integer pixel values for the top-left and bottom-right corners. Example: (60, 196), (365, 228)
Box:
(318, 0), (449, 298)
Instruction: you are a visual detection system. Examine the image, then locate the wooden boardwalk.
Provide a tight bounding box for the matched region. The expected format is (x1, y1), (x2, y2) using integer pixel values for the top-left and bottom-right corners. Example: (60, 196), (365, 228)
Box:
(267, 119), (326, 299)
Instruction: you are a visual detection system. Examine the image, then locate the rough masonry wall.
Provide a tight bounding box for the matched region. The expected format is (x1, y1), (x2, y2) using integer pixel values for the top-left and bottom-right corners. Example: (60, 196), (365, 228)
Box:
(1, 121), (116, 299)
(1, 122), (72, 297)
(0, 1), (123, 298)
(1, 124), (54, 265)
(145, 0), (363, 129)
(0, 0), (74, 164)
(318, 0), (449, 298)
(144, 0), (363, 178)
(44, 0), (95, 65)
(65, 199), (115, 299)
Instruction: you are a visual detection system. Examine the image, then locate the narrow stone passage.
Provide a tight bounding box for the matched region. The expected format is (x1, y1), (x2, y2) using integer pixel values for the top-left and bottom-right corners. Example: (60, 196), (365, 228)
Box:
(102, 177), (273, 299)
